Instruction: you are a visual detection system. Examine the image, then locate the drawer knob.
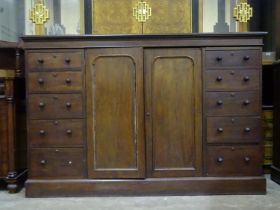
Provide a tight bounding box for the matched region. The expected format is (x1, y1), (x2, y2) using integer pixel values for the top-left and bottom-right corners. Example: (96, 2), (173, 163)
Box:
(244, 157), (250, 162)
(244, 127), (251, 132)
(68, 161), (73, 165)
(217, 157), (224, 163)
(217, 127), (224, 133)
(216, 56), (223, 62)
(39, 130), (46, 135)
(217, 100), (223, 106)
(66, 102), (72, 108)
(65, 58), (71, 63)
(39, 102), (45, 108)
(243, 100), (250, 105)
(65, 78), (72, 84)
(216, 76), (223, 82)
(66, 129), (72, 135)
(40, 160), (47, 165)
(37, 58), (44, 64)
(243, 76), (250, 82)
(243, 56), (250, 61)
(38, 78), (44, 84)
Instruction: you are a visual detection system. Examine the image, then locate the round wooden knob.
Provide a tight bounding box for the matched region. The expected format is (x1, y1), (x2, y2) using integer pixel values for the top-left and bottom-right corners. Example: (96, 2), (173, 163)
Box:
(244, 157), (250, 162)
(66, 102), (71, 108)
(37, 58), (44, 64)
(39, 130), (46, 135)
(243, 76), (250, 82)
(243, 100), (250, 105)
(66, 129), (72, 135)
(40, 160), (47, 165)
(216, 56), (223, 62)
(65, 78), (72, 84)
(65, 57), (71, 63)
(38, 78), (44, 84)
(217, 127), (224, 133)
(39, 102), (45, 108)
(216, 76), (223, 82)
(217, 100), (223, 105)
(244, 127), (251, 132)
(243, 56), (250, 61)
(217, 157), (224, 163)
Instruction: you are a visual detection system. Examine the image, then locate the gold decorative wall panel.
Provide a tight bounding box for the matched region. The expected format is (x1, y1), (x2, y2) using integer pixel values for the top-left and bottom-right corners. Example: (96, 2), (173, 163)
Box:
(143, 0), (192, 34)
(92, 0), (192, 34)
(92, 0), (142, 34)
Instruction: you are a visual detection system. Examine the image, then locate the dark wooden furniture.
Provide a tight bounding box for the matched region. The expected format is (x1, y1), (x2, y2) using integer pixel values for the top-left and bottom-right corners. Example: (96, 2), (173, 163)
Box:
(22, 33), (266, 197)
(0, 41), (27, 193)
(272, 60), (280, 184)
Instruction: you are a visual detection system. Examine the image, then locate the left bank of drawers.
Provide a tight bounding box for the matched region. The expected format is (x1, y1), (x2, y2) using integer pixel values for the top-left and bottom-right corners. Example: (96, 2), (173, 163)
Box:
(26, 50), (86, 179)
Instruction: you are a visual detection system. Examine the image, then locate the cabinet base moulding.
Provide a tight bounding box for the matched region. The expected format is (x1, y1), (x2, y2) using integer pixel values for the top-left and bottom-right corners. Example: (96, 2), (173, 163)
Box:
(25, 177), (266, 197)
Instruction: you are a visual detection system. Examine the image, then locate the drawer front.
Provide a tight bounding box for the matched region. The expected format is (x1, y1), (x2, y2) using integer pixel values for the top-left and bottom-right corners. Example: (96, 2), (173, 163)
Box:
(29, 148), (86, 178)
(28, 94), (84, 119)
(205, 50), (261, 69)
(205, 70), (259, 91)
(205, 92), (260, 116)
(29, 119), (84, 147)
(207, 117), (261, 143)
(26, 51), (83, 70)
(28, 71), (83, 92)
(206, 146), (263, 176)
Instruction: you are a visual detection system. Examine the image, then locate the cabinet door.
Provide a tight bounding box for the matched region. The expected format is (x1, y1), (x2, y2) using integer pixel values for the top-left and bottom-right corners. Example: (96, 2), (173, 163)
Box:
(145, 48), (202, 177)
(92, 0), (142, 34)
(86, 48), (145, 178)
(143, 0), (192, 33)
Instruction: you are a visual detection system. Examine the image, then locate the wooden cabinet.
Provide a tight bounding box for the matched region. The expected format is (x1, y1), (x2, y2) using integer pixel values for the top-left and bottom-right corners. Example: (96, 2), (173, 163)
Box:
(22, 33), (266, 197)
(92, 0), (192, 34)
(272, 61), (280, 184)
(0, 42), (27, 193)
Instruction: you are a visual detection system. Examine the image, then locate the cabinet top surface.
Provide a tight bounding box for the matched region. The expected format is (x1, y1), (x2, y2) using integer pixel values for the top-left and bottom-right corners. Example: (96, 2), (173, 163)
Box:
(21, 32), (267, 49)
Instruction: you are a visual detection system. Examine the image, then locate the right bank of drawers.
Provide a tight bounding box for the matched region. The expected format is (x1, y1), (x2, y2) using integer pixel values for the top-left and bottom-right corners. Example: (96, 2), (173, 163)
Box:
(204, 48), (263, 176)
(26, 50), (86, 179)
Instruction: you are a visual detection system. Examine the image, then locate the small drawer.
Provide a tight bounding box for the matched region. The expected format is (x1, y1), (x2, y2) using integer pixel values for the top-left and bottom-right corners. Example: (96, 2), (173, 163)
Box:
(206, 146), (263, 176)
(29, 119), (84, 147)
(28, 94), (84, 119)
(205, 49), (261, 69)
(29, 148), (86, 178)
(205, 70), (259, 91)
(207, 117), (261, 143)
(26, 51), (83, 70)
(28, 71), (83, 93)
(205, 91), (260, 116)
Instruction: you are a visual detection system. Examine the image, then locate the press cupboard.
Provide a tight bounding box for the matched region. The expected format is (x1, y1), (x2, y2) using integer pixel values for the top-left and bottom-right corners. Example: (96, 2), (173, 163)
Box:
(22, 33), (266, 197)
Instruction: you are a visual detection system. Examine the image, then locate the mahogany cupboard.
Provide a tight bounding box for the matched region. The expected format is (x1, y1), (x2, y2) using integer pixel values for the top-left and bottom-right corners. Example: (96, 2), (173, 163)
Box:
(22, 33), (266, 197)
(0, 41), (27, 193)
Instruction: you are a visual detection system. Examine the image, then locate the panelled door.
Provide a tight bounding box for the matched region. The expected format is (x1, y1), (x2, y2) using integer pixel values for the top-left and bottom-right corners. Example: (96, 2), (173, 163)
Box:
(92, 0), (192, 34)
(86, 48), (145, 178)
(144, 48), (202, 177)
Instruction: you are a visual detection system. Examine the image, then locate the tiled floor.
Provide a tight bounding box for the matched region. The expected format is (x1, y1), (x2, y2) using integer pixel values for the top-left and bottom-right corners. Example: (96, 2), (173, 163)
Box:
(0, 176), (280, 210)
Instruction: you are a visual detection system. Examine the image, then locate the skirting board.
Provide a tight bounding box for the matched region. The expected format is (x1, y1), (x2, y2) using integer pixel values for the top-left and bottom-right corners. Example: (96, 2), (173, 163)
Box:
(26, 176), (266, 197)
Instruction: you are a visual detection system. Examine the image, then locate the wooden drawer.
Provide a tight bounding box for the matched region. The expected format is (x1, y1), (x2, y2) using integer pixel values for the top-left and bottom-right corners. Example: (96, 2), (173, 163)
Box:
(205, 49), (261, 69)
(28, 94), (84, 119)
(29, 148), (86, 178)
(207, 117), (261, 143)
(205, 91), (260, 116)
(28, 71), (83, 93)
(205, 70), (259, 91)
(206, 146), (263, 176)
(26, 51), (83, 70)
(29, 119), (84, 147)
